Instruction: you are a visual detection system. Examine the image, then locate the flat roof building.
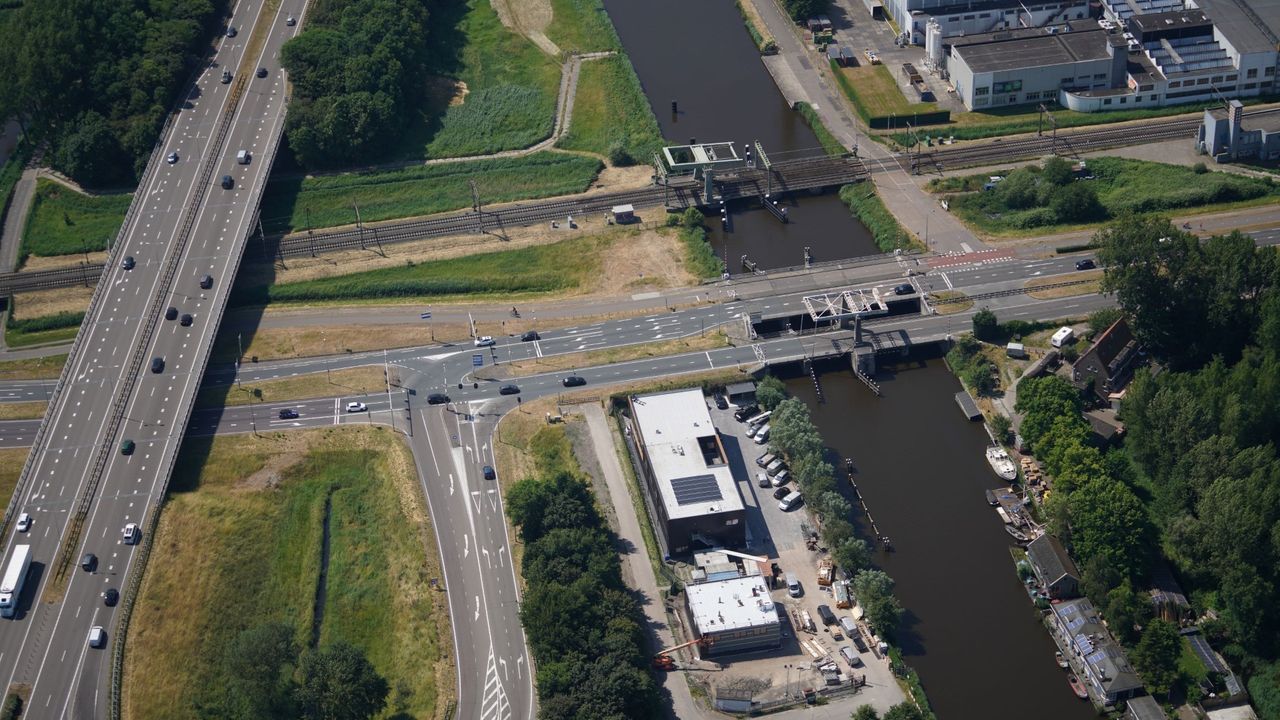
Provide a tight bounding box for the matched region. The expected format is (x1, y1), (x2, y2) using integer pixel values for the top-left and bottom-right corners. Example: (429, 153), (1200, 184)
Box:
(629, 389), (746, 556)
(685, 575), (782, 657)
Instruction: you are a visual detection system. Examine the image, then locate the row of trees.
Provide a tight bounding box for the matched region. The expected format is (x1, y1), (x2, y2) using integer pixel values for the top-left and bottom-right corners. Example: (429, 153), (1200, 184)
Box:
(0, 0), (228, 187)
(756, 377), (902, 639)
(280, 0), (431, 168)
(506, 427), (660, 720)
(193, 622), (389, 720)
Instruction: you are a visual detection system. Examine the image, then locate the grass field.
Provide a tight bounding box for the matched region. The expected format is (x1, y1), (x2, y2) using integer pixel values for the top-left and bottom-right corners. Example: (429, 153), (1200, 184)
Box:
(235, 234), (607, 306)
(0, 448), (29, 501)
(0, 401), (48, 420)
(943, 157), (1280, 236)
(838, 183), (916, 252)
(122, 428), (453, 720)
(557, 54), (664, 164)
(259, 153), (601, 235)
(0, 354), (66, 380)
(546, 0), (623, 53)
(1026, 270), (1103, 299)
(929, 290), (974, 315)
(20, 179), (131, 263)
(483, 332), (729, 377)
(794, 102), (847, 157)
(5, 310), (84, 348)
(832, 63), (940, 124)
(194, 366), (388, 409)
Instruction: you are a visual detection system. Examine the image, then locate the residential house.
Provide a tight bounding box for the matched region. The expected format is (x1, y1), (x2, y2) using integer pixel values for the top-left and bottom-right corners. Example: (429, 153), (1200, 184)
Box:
(1072, 318), (1140, 402)
(1027, 534), (1081, 599)
(1052, 598), (1145, 704)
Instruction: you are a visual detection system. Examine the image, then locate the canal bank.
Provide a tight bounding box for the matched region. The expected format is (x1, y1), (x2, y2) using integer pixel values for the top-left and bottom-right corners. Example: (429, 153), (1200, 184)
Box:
(602, 0), (879, 268)
(782, 352), (1097, 720)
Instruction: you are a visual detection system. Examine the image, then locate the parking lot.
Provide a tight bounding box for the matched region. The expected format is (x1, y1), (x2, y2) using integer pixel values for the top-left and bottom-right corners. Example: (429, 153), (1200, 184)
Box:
(685, 398), (906, 715)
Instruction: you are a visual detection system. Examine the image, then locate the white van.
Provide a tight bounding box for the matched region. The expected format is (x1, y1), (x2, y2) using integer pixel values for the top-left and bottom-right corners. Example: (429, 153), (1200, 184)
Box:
(747, 410), (772, 429)
(236, 149), (251, 164)
(88, 626), (106, 648)
(778, 491), (803, 511)
(771, 469), (791, 487)
(840, 646), (863, 668)
(1050, 326), (1075, 348)
(754, 424), (771, 444)
(839, 616), (858, 637)
(765, 458), (786, 476)
(786, 572), (802, 597)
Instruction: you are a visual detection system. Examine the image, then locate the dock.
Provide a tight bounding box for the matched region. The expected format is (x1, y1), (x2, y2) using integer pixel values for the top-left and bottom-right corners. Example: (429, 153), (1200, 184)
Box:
(955, 391), (981, 420)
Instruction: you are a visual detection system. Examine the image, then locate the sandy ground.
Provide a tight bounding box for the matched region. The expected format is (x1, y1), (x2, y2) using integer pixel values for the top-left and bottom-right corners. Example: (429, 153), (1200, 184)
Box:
(21, 251), (110, 272)
(490, 0), (559, 56)
(11, 285), (94, 320)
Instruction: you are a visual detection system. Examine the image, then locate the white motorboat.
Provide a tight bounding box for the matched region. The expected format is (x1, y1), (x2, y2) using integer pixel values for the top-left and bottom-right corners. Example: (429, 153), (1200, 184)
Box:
(986, 446), (1018, 481)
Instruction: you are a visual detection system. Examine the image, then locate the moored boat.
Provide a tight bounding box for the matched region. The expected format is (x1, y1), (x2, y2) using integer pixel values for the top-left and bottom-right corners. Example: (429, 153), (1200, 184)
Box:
(985, 488), (998, 506)
(1056, 651), (1069, 669)
(986, 445), (1019, 481)
(1069, 674), (1088, 699)
(1005, 525), (1029, 543)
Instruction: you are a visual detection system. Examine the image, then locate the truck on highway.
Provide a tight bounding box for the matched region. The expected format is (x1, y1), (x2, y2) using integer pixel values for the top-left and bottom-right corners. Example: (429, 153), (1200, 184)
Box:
(0, 545), (32, 618)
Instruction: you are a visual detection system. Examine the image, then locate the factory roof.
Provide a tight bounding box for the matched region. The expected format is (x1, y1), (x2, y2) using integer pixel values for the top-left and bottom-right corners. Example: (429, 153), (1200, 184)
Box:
(631, 389), (743, 521)
(951, 22), (1112, 73)
(1128, 9), (1211, 33)
(686, 575), (780, 634)
(1195, 0), (1280, 55)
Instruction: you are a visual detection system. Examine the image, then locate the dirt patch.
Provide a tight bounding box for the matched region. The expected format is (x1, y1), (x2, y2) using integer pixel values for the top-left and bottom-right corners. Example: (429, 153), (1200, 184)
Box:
(490, 0), (559, 56)
(11, 285), (94, 320)
(20, 252), (109, 272)
(427, 76), (469, 107)
(237, 449), (304, 491)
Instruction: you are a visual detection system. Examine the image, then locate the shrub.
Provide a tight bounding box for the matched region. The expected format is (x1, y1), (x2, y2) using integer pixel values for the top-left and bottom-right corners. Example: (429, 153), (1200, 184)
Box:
(838, 184), (914, 253)
(425, 86), (553, 158)
(1193, 162), (1208, 174)
(972, 308), (998, 341)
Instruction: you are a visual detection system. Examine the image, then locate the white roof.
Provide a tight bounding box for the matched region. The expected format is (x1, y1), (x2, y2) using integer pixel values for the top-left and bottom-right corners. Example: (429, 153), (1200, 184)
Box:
(631, 389), (743, 520)
(612, 204), (634, 213)
(686, 575), (779, 634)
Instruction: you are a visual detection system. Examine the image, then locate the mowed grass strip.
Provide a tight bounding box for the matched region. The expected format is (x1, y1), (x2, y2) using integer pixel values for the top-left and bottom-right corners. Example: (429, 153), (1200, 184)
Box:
(21, 179), (131, 262)
(557, 55), (663, 163)
(258, 153), (601, 235)
(0, 448), (30, 501)
(546, 0), (623, 53)
(834, 63), (939, 121)
(928, 290), (974, 314)
(1025, 269), (1104, 299)
(123, 428), (452, 720)
(486, 332), (730, 378)
(235, 234), (606, 306)
(194, 365), (388, 409)
(0, 354), (67, 380)
(0, 401), (48, 420)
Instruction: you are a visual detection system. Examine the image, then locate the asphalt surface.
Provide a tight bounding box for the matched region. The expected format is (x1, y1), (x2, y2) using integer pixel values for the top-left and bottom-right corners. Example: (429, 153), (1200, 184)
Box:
(0, 2), (302, 717)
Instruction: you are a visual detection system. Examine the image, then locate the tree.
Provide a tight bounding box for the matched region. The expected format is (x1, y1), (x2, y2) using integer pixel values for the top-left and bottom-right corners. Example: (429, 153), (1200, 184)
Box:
(1041, 156), (1074, 186)
(963, 359), (996, 395)
(1087, 308), (1124, 338)
(756, 374), (787, 411)
(1104, 580), (1150, 645)
(56, 111), (129, 188)
(990, 414), (1012, 444)
(853, 570), (903, 638)
(852, 705), (880, 720)
(194, 622), (299, 719)
(1050, 183), (1104, 223)
(782, 0), (830, 20)
(882, 702), (925, 720)
(1131, 620), (1182, 696)
(1246, 660), (1280, 720)
(972, 308), (997, 341)
(833, 537), (871, 576)
(296, 643), (389, 720)
(681, 207), (704, 229)
(1069, 476), (1153, 582)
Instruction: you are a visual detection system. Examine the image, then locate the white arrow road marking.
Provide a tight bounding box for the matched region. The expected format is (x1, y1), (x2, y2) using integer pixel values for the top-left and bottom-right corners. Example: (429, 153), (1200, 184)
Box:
(463, 533), (470, 559)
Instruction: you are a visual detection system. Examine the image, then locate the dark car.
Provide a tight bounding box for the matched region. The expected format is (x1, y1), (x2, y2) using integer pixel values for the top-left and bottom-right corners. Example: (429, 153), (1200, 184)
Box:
(102, 588), (120, 607)
(851, 634), (868, 653)
(221, 175), (234, 189)
(499, 384), (520, 396)
(256, 67), (268, 78)
(120, 439), (136, 456)
(199, 274), (214, 289)
(226, 25), (237, 37)
(734, 405), (760, 422)
(893, 283), (914, 296)
(521, 331), (540, 342)
(278, 409), (299, 419)
(427, 393), (449, 405)
(180, 313), (193, 327)
(221, 69), (232, 84)
(482, 465), (496, 480)
(286, 15), (296, 25)
(562, 376), (586, 387)
(714, 393), (729, 410)
(817, 604), (837, 625)
(772, 486), (792, 500)
(81, 553), (97, 572)
(121, 255), (135, 270)
(165, 306), (178, 321)
(150, 357), (165, 373)
(1075, 258), (1096, 271)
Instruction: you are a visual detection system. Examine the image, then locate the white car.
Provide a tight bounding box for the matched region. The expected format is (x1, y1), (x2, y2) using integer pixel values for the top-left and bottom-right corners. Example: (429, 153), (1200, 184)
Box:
(756, 472), (770, 488)
(474, 336), (495, 347)
(286, 15), (296, 25)
(88, 626), (106, 648)
(122, 523), (140, 545)
(16, 513), (31, 532)
(346, 401), (368, 413)
(166, 151), (178, 164)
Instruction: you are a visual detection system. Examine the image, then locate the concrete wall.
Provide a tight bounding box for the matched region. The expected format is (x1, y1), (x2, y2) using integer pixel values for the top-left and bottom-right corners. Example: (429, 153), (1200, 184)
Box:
(700, 619), (782, 657)
(951, 51), (1113, 109)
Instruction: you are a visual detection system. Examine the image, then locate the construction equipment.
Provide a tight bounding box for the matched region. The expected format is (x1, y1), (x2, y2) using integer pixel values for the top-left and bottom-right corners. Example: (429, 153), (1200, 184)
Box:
(652, 637), (706, 670)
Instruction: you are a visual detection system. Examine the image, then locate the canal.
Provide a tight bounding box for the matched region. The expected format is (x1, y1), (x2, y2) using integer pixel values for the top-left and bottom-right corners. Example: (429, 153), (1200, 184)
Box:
(786, 356), (1096, 720)
(602, 0), (879, 269)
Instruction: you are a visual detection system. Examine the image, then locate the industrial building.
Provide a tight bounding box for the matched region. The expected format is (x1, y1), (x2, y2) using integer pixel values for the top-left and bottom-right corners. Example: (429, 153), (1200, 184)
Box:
(1199, 99), (1280, 160)
(629, 389), (746, 556)
(684, 574), (782, 657)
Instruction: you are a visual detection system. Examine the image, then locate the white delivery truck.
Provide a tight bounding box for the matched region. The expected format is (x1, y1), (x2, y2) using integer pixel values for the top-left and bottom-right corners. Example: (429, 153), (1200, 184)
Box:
(0, 545), (32, 618)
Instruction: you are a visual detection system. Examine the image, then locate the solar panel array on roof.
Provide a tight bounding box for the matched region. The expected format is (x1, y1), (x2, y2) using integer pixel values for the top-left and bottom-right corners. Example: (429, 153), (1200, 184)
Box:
(1087, 649), (1108, 665)
(671, 474), (724, 506)
(1075, 634), (1096, 655)
(1106, 0), (1181, 21)
(1186, 633), (1229, 674)
(1145, 36), (1233, 73)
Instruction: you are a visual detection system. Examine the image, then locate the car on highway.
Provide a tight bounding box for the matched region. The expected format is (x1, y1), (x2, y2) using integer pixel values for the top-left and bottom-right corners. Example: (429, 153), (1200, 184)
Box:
(499, 384), (520, 396)
(256, 67), (268, 78)
(521, 330), (540, 341)
(562, 375), (586, 387)
(346, 402), (367, 413)
(893, 283), (914, 295)
(122, 523), (140, 545)
(474, 336), (495, 347)
(16, 513), (31, 532)
(237, 149), (252, 164)
(734, 404), (760, 422)
(483, 465), (496, 480)
(81, 553), (97, 572)
(221, 175), (234, 189)
(120, 439), (135, 456)
(286, 15), (296, 25)
(427, 393), (449, 404)
(199, 274), (214, 289)
(102, 588), (119, 607)
(225, 25), (237, 37)
(166, 151), (178, 164)
(88, 626), (106, 649)
(121, 255), (135, 270)
(1075, 258), (1096, 270)
(221, 69), (232, 84)
(713, 393), (729, 410)
(165, 306), (178, 321)
(278, 409), (299, 419)
(150, 357), (165, 373)
(180, 313), (193, 327)
(772, 486), (792, 500)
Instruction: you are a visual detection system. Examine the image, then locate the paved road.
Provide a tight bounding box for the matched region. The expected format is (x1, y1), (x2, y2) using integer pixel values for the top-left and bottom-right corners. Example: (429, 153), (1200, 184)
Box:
(0, 1), (302, 716)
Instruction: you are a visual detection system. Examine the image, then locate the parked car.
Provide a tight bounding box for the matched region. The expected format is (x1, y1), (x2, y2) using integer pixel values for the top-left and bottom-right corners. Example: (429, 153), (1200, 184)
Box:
(817, 604), (837, 625)
(778, 492), (804, 511)
(346, 402), (367, 413)
(851, 633), (868, 653)
(756, 472), (770, 488)
(499, 384), (520, 396)
(734, 405), (760, 422)
(474, 336), (495, 347)
(755, 452), (776, 468)
(713, 393), (729, 410)
(482, 465), (496, 480)
(765, 458), (786, 476)
(1075, 258), (1096, 270)
(562, 376), (586, 387)
(772, 486), (791, 500)
(521, 331), (540, 342)
(771, 469), (791, 487)
(278, 409), (299, 419)
(121, 256), (135, 270)
(840, 646), (863, 668)
(427, 393), (449, 404)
